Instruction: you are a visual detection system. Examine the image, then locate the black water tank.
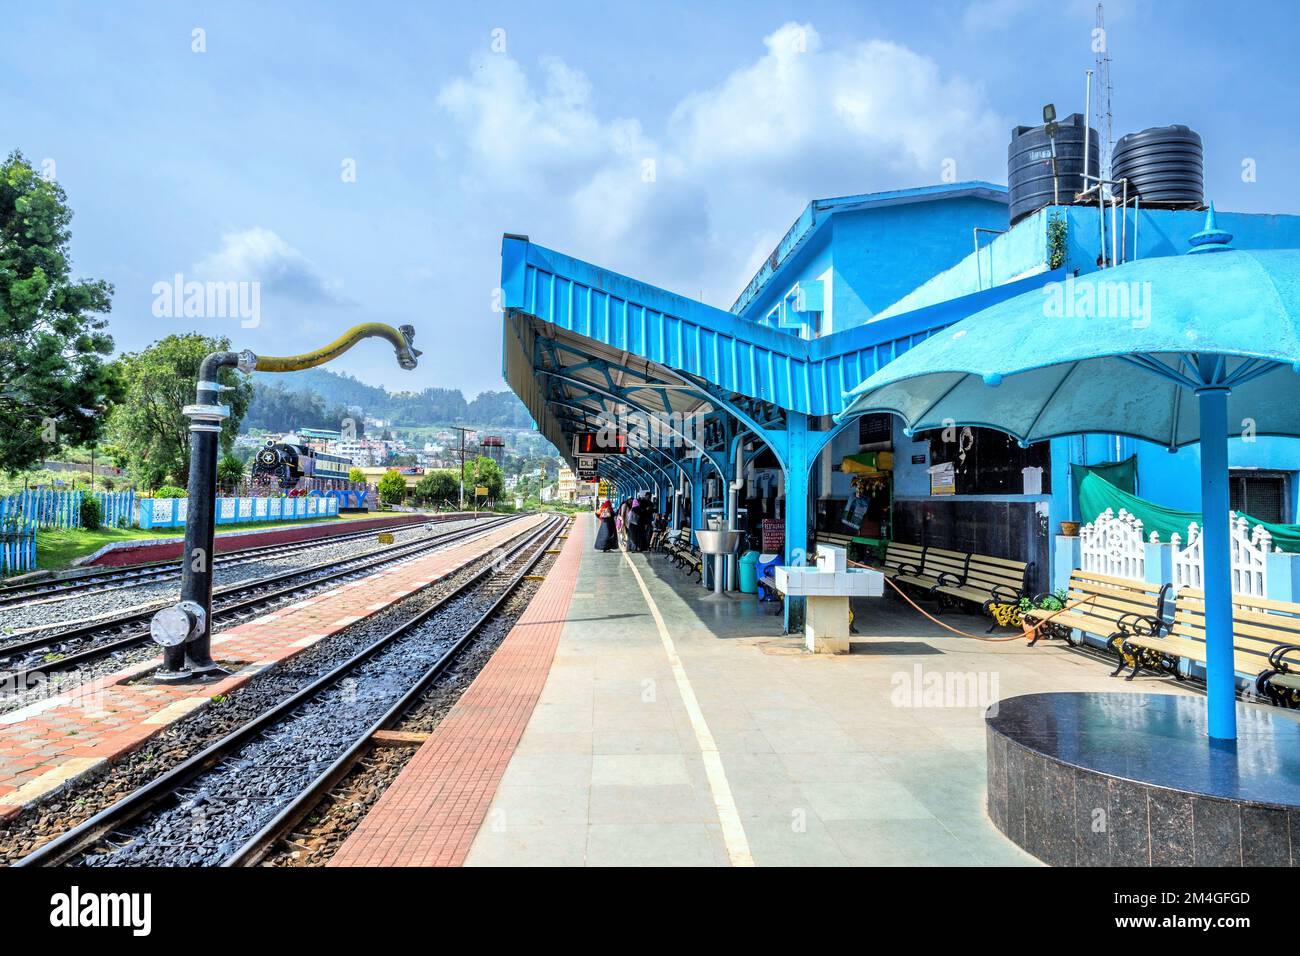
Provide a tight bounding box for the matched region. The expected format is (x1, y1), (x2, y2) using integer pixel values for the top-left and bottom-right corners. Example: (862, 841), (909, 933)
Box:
(1008, 112), (1100, 225)
(1112, 125), (1204, 206)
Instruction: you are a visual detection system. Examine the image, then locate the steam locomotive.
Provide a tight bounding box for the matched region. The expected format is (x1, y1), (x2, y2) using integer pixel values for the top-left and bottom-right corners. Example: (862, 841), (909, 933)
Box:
(252, 438), (353, 490)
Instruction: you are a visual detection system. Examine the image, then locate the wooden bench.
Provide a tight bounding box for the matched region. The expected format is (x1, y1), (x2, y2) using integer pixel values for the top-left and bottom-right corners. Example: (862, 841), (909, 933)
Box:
(663, 531), (703, 581)
(649, 524), (670, 553)
(869, 541), (988, 599)
(931, 551), (1032, 626)
(872, 541), (926, 581)
(813, 530), (855, 553)
(1259, 642), (1300, 708)
(1116, 589), (1300, 694)
(1024, 569), (1170, 650)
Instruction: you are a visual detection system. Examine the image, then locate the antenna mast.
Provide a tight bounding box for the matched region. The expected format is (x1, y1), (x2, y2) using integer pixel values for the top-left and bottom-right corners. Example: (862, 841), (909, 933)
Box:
(1094, 2), (1114, 180)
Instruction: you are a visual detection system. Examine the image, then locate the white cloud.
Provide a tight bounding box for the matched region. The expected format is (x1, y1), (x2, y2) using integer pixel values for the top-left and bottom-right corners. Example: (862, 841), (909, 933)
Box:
(670, 23), (1004, 194)
(437, 55), (617, 188)
(435, 21), (1006, 305)
(194, 227), (345, 304)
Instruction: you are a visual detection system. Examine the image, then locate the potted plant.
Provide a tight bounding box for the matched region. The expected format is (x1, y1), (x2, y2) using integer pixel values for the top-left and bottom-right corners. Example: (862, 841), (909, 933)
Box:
(1017, 589), (1067, 642)
(1060, 520), (1080, 537)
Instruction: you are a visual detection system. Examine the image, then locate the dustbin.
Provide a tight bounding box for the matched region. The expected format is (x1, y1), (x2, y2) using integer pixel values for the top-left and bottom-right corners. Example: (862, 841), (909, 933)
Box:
(738, 550), (760, 594)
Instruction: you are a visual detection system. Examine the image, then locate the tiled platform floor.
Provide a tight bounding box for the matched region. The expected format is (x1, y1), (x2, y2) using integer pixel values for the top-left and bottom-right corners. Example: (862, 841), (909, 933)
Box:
(330, 516), (584, 866)
(0, 514), (544, 820)
(457, 514), (1199, 866)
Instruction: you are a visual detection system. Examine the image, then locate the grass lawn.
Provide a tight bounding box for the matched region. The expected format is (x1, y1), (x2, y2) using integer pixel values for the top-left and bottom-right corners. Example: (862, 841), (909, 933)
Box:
(33, 510), (413, 572)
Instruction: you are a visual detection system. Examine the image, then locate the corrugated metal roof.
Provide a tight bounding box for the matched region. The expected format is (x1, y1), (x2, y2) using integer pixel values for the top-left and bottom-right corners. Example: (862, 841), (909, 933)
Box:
(501, 234), (1057, 463)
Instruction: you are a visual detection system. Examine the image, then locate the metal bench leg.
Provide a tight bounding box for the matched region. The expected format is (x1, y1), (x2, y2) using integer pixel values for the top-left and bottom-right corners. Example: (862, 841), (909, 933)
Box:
(1112, 639), (1133, 676)
(1123, 644), (1143, 681)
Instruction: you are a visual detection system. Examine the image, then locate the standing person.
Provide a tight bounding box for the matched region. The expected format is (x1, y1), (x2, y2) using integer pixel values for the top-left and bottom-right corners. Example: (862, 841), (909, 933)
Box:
(625, 496), (643, 552)
(617, 499), (631, 550)
(594, 498), (617, 552)
(638, 496), (656, 551)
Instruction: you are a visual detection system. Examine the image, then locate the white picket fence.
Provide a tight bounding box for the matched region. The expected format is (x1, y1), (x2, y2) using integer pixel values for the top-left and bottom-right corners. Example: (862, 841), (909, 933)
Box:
(1080, 508), (1146, 580)
(1078, 508), (1278, 597)
(1171, 513), (1275, 599)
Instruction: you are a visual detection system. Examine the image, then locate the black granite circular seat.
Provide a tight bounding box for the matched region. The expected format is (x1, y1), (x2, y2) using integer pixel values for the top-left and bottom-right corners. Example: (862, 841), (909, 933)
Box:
(986, 692), (1300, 866)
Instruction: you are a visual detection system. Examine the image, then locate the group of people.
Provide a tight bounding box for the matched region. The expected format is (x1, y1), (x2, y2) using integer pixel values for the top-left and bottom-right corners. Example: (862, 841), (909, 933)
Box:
(594, 495), (662, 552)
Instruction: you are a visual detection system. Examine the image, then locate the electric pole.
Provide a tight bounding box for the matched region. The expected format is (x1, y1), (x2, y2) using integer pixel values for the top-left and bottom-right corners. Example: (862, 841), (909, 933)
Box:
(452, 425), (471, 510)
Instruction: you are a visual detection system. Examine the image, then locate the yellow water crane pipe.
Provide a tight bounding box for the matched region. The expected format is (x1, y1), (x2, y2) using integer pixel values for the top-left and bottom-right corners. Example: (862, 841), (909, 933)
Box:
(152, 323), (420, 684)
(252, 322), (421, 373)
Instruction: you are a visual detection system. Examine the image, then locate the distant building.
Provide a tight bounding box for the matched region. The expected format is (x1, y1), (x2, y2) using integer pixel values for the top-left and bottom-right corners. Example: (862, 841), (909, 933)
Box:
(557, 466), (577, 503)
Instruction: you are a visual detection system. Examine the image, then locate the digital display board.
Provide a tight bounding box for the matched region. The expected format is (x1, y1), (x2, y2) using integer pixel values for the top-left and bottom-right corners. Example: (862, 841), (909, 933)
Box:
(572, 432), (627, 456)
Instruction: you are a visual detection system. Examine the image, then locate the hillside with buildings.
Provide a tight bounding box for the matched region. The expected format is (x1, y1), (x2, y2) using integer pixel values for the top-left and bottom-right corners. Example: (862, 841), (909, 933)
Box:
(245, 368), (535, 431)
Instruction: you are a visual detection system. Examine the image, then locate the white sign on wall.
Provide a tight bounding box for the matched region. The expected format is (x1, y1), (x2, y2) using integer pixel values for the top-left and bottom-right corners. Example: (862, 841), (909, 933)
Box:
(928, 461), (955, 496)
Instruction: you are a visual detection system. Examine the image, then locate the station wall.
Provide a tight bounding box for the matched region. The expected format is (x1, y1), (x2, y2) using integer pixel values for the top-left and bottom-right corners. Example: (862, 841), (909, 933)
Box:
(739, 195), (1009, 336)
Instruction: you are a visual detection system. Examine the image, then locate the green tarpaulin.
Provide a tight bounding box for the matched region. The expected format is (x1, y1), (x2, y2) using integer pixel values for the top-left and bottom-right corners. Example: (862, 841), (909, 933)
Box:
(1076, 469), (1300, 553)
(1071, 456), (1137, 502)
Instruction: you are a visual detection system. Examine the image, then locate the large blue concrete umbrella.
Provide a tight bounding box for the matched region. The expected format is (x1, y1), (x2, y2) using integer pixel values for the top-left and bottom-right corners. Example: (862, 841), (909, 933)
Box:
(838, 218), (1300, 741)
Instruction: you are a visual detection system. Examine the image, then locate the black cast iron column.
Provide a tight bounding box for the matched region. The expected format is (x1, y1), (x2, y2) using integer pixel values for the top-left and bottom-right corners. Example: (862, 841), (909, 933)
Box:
(155, 349), (254, 681)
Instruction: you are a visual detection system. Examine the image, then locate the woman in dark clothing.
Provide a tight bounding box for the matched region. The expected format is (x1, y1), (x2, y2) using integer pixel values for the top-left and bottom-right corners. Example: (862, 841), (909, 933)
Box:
(638, 497), (656, 551)
(594, 499), (617, 552)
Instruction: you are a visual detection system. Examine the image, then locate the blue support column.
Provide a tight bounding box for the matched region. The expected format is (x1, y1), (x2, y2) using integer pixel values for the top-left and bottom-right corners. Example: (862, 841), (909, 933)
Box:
(1197, 385), (1237, 741)
(783, 412), (811, 633)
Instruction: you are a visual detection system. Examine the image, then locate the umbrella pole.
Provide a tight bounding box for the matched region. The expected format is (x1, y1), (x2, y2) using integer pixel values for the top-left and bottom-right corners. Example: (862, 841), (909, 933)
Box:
(1197, 386), (1237, 742)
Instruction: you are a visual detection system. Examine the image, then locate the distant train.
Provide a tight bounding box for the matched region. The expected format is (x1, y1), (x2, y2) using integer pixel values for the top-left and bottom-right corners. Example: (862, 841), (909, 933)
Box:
(252, 439), (353, 490)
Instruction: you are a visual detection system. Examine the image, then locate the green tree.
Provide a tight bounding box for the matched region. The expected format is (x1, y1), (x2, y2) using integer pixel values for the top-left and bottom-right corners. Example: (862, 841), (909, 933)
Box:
(377, 469), (407, 505)
(469, 455), (504, 500)
(0, 151), (120, 474)
(217, 452), (247, 489)
(347, 466), (366, 484)
(414, 469), (459, 505)
(107, 334), (252, 488)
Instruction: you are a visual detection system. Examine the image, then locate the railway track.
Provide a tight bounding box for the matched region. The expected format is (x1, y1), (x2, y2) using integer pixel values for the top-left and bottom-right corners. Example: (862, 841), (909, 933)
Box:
(0, 514), (520, 691)
(14, 513), (567, 868)
(0, 513), (466, 610)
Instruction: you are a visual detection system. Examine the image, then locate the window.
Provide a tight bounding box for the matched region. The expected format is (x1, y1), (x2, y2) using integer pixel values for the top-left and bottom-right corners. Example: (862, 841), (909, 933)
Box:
(924, 426), (1051, 496)
(1229, 471), (1290, 523)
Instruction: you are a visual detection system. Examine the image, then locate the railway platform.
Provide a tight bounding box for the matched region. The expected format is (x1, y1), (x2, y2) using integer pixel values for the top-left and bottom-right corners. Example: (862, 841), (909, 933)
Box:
(333, 512), (1200, 867)
(0, 514), (545, 820)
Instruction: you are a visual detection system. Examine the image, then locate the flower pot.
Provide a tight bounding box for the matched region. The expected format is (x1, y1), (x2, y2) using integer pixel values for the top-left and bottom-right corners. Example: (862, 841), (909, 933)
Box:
(1059, 520), (1080, 537)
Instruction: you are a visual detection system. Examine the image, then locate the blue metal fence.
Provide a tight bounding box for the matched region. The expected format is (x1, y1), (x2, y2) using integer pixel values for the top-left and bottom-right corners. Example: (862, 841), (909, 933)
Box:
(0, 489), (136, 530)
(0, 526), (37, 576)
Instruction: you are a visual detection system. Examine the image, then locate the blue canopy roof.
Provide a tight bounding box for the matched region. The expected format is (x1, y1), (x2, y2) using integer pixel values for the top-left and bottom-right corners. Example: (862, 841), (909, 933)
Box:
(839, 247), (1300, 447)
(500, 234), (1057, 464)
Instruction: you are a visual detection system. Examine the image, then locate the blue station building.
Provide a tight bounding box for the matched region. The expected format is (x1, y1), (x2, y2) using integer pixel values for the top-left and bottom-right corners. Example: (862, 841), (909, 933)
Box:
(501, 176), (1300, 624)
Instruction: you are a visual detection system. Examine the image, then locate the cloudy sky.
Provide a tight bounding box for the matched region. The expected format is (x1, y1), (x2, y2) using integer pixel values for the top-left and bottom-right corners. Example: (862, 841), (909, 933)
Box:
(5, 0), (1298, 396)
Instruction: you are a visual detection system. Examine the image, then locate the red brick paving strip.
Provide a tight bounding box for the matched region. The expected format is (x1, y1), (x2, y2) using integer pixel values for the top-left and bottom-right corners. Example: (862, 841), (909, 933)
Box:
(329, 516), (585, 866)
(0, 515), (545, 821)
